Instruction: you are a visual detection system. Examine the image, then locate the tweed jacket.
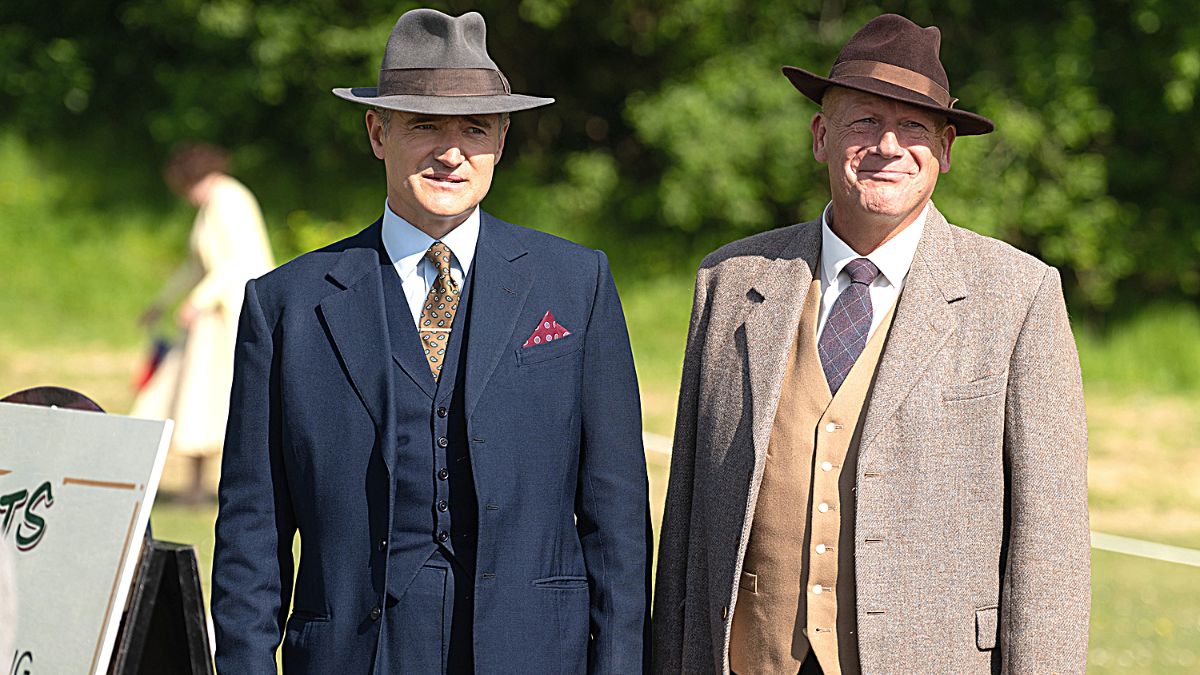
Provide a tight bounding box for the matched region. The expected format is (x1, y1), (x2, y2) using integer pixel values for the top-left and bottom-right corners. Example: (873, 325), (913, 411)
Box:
(652, 205), (1090, 674)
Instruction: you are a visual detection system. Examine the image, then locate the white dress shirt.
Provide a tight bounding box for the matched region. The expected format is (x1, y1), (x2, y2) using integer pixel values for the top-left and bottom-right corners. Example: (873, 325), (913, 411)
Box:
(380, 201), (480, 327)
(816, 201), (929, 341)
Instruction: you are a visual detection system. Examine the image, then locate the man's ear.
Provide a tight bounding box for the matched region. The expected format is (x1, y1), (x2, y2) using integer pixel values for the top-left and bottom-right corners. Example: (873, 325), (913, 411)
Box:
(365, 110), (387, 160)
(495, 118), (511, 164)
(812, 113), (828, 163)
(939, 122), (957, 173)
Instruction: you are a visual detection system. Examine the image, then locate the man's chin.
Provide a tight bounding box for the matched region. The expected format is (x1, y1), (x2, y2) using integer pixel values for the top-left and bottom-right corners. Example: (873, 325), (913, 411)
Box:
(856, 200), (909, 218)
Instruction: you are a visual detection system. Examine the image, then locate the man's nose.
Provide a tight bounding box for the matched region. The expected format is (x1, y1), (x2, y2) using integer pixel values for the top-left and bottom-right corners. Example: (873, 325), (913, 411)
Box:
(876, 130), (903, 158)
(435, 143), (465, 167)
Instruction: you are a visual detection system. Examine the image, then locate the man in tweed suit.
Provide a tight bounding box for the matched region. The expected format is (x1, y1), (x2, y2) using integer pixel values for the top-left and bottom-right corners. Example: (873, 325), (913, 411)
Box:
(653, 14), (1089, 675)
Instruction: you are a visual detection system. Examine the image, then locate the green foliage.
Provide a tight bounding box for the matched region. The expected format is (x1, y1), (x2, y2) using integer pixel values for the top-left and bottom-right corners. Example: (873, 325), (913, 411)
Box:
(0, 133), (187, 348)
(1, 0), (1198, 311)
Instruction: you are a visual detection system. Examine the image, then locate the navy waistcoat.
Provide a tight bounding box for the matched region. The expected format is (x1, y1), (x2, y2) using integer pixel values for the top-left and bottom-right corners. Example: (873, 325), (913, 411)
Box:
(379, 254), (478, 602)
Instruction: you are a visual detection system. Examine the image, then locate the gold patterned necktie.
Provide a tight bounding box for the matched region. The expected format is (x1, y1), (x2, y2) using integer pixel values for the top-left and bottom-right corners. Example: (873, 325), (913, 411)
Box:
(419, 241), (460, 381)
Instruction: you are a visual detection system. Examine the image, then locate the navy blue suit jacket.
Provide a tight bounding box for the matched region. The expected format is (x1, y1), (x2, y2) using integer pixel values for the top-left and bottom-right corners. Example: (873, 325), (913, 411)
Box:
(212, 213), (651, 673)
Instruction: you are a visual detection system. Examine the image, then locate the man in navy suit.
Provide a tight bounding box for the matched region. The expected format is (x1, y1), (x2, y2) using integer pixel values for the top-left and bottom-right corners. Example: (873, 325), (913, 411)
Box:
(211, 9), (651, 673)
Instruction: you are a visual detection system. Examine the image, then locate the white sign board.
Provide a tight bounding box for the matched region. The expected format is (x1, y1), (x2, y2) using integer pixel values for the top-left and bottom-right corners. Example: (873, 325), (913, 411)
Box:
(0, 402), (172, 675)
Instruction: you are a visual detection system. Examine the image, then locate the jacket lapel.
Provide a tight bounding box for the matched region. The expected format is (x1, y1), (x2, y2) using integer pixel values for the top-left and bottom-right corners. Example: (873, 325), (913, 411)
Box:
(317, 221), (399, 449)
(859, 205), (967, 454)
(464, 213), (532, 420)
(743, 222), (822, 463)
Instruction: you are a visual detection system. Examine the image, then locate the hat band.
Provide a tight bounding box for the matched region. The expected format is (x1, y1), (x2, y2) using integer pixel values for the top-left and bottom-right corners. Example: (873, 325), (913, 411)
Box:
(829, 60), (957, 108)
(378, 68), (511, 97)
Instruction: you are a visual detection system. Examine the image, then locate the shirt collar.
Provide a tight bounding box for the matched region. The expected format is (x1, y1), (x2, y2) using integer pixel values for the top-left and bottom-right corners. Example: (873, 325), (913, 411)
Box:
(380, 201), (480, 280)
(820, 201), (928, 290)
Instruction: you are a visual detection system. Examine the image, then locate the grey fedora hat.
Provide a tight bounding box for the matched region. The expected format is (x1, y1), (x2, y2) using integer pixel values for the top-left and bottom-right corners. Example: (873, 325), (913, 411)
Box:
(332, 9), (554, 115)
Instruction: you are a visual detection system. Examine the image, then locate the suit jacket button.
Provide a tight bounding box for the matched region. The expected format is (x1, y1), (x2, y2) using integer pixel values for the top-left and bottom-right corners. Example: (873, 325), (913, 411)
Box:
(370, 606), (382, 621)
(378, 539), (387, 551)
(438, 468), (449, 480)
(437, 407), (448, 418)
(438, 530), (450, 542)
(437, 436), (449, 448)
(437, 500), (448, 512)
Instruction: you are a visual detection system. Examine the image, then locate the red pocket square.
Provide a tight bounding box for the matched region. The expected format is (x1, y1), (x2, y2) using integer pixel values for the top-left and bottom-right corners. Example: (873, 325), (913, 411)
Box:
(523, 311), (572, 347)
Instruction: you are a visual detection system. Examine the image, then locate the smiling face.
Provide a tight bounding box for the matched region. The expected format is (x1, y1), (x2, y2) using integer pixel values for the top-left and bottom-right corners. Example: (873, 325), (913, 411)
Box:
(812, 87), (955, 242)
(366, 110), (509, 237)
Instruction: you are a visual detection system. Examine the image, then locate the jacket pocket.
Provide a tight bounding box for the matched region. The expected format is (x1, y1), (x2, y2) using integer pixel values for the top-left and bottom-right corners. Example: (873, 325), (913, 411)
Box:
(516, 334), (584, 366)
(287, 609), (330, 624)
(975, 605), (999, 650)
(943, 373), (1006, 401)
(532, 575), (589, 590)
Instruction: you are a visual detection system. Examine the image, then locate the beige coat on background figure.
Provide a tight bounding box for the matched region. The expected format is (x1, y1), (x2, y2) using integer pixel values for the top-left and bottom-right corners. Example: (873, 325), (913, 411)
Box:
(132, 174), (274, 455)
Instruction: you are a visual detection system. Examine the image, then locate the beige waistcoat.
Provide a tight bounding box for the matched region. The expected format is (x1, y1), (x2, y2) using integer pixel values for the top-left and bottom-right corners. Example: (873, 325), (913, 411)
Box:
(729, 277), (895, 675)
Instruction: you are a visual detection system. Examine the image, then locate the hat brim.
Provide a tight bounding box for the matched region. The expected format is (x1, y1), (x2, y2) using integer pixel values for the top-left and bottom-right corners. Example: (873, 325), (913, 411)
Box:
(781, 66), (994, 136)
(332, 87), (554, 115)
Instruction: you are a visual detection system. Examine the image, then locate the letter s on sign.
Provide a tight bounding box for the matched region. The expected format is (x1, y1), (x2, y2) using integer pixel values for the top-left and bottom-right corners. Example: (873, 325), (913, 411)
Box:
(15, 482), (53, 552)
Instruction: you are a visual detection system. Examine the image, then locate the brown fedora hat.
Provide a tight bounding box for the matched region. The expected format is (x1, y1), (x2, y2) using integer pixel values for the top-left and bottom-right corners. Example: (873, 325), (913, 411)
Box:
(782, 14), (993, 136)
(333, 9), (554, 115)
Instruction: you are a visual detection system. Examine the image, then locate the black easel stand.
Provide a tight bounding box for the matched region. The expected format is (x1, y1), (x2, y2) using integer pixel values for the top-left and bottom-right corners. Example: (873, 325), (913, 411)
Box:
(108, 538), (215, 674)
(2, 386), (215, 675)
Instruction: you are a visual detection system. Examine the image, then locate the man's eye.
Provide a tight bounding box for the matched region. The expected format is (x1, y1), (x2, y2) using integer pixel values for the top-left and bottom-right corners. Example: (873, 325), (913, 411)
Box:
(854, 118), (877, 125)
(414, 124), (436, 130)
(466, 127), (486, 135)
(903, 121), (927, 130)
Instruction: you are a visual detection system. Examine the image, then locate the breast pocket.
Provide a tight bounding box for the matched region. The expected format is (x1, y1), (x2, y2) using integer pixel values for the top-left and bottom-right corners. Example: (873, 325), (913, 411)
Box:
(515, 333), (584, 366)
(942, 372), (1007, 402)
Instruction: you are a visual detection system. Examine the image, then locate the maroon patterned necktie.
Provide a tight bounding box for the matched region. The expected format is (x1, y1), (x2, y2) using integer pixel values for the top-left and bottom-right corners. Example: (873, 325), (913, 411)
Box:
(419, 242), (459, 381)
(818, 258), (881, 394)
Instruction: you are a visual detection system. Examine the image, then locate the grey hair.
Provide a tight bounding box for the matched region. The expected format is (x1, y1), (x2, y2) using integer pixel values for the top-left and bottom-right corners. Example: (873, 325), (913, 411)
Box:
(373, 107), (393, 133)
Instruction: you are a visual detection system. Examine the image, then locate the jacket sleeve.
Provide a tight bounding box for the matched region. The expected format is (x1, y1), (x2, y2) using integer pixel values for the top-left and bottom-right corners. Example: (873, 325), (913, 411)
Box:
(211, 279), (297, 673)
(1000, 267), (1090, 671)
(651, 265), (712, 674)
(576, 250), (653, 674)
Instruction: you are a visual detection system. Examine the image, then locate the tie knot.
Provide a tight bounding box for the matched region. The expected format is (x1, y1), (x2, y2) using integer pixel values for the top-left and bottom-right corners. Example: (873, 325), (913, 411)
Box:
(843, 258), (880, 286)
(426, 241), (454, 277)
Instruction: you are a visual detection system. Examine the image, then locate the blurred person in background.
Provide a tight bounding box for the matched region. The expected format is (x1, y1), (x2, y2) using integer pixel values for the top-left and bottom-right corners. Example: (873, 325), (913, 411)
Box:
(133, 143), (275, 504)
(653, 14), (1089, 675)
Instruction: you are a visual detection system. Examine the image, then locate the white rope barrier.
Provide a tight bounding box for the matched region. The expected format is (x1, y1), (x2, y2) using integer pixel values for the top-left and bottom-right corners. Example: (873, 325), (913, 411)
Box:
(643, 431), (672, 456)
(1090, 531), (1200, 568)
